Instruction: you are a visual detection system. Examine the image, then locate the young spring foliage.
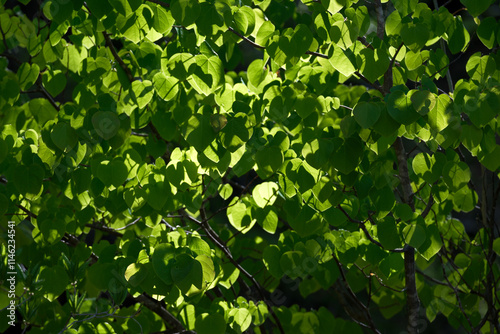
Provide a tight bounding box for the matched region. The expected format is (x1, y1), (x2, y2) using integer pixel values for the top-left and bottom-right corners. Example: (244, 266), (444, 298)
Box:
(1, 0), (500, 333)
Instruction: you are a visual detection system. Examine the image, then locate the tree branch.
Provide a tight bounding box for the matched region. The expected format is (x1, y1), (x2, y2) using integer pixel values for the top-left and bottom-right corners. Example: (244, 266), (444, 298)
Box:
(337, 205), (405, 253)
(228, 26), (265, 50)
(134, 294), (192, 333)
(333, 255), (382, 334)
(393, 137), (420, 334)
(180, 210), (285, 334)
(102, 31), (134, 83)
(374, 0), (385, 40)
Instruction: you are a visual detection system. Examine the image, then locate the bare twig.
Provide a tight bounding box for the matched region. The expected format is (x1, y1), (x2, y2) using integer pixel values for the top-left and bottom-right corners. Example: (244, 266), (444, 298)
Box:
(135, 294), (193, 332)
(180, 210), (285, 334)
(102, 31), (134, 83)
(333, 255), (382, 334)
(228, 26), (265, 50)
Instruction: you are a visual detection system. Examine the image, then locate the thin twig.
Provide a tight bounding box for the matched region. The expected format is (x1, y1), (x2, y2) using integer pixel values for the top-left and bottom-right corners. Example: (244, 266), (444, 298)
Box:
(180, 210), (285, 334)
(102, 31), (134, 83)
(228, 26), (265, 50)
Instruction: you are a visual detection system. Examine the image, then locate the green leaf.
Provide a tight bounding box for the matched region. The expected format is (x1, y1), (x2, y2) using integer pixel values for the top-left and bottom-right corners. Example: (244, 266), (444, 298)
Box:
(466, 53), (496, 84)
(322, 46), (355, 77)
(302, 138), (335, 169)
(427, 94), (452, 132)
(130, 80), (154, 109)
(171, 253), (203, 292)
(195, 313), (226, 334)
(97, 159), (129, 187)
(401, 22), (429, 52)
(42, 69), (66, 97)
(229, 308), (252, 332)
(39, 218), (65, 244)
(49, 0), (74, 23)
(39, 265), (69, 302)
(442, 161), (470, 191)
(448, 17), (470, 54)
(403, 223), (426, 249)
(493, 238), (500, 257)
(477, 17), (497, 49)
(385, 10), (402, 36)
(124, 263), (148, 287)
(190, 238), (211, 257)
(219, 183), (233, 200)
(292, 24), (314, 56)
(13, 164), (44, 197)
(391, 0), (418, 16)
(92, 111), (121, 140)
(331, 138), (363, 174)
(460, 0), (492, 17)
(152, 243), (175, 285)
(252, 182), (279, 208)
(320, 0), (345, 14)
(196, 254), (215, 285)
(357, 46), (390, 83)
(153, 73), (179, 101)
(411, 90), (436, 116)
(330, 20), (355, 50)
(109, 0), (141, 17)
(17, 62), (39, 90)
(85, 0), (113, 19)
(373, 103), (400, 136)
(233, 6), (256, 35)
(50, 122), (77, 152)
(171, 0), (200, 26)
(248, 59), (268, 88)
(255, 20), (276, 46)
(418, 224), (443, 260)
(220, 113), (252, 151)
(163, 52), (196, 81)
(280, 251), (304, 278)
(183, 113), (217, 152)
(377, 217), (401, 249)
(353, 101), (381, 128)
(412, 152), (443, 184)
(227, 201), (256, 233)
(256, 206), (278, 234)
(263, 244), (282, 278)
(255, 146), (284, 178)
(189, 55), (224, 95)
(386, 90), (420, 125)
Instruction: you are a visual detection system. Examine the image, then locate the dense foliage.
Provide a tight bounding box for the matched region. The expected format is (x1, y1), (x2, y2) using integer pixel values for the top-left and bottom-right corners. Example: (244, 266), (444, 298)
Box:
(1, 0), (500, 333)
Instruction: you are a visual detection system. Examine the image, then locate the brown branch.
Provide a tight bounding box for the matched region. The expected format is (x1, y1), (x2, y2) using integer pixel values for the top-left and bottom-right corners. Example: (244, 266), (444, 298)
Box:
(305, 50), (328, 59)
(393, 137), (420, 334)
(102, 31), (134, 83)
(337, 205), (405, 253)
(421, 193), (434, 219)
(384, 43), (403, 93)
(16, 204), (38, 219)
(85, 223), (124, 237)
(374, 0), (385, 40)
(354, 71), (385, 94)
(135, 294), (193, 332)
(181, 210), (285, 334)
(333, 255), (382, 333)
(228, 26), (265, 50)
